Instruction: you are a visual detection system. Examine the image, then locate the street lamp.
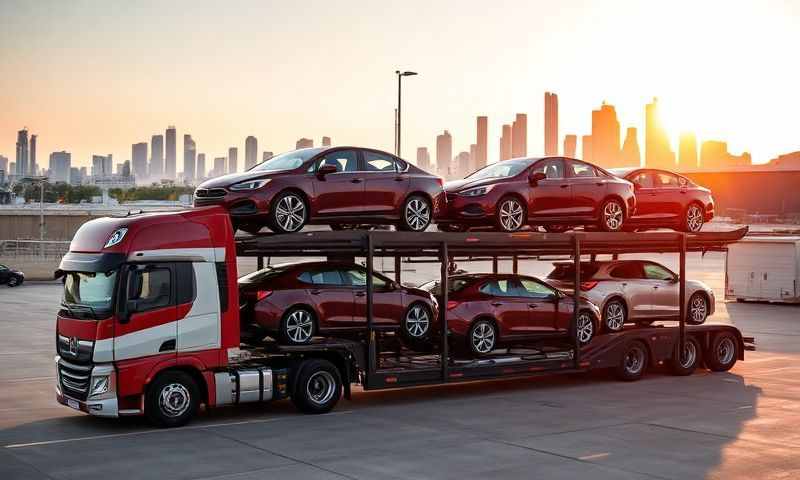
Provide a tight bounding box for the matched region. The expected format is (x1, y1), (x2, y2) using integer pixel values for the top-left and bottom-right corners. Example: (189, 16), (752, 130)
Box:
(395, 70), (418, 158)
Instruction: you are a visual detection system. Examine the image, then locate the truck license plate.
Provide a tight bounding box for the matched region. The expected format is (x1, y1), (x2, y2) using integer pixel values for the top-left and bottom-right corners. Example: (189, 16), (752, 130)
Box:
(67, 399), (80, 410)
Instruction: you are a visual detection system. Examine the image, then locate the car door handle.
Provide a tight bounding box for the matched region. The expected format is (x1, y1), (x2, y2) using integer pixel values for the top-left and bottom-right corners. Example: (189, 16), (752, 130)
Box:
(560, 185), (569, 189)
(621, 282), (627, 287)
(528, 304), (539, 308)
(394, 177), (404, 182)
(491, 302), (503, 307)
(310, 289), (322, 295)
(351, 178), (363, 184)
(653, 285), (659, 289)
(595, 182), (604, 186)
(355, 291), (366, 297)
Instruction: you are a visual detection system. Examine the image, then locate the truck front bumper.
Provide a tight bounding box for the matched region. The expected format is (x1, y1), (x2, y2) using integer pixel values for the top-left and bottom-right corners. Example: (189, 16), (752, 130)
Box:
(55, 356), (120, 418)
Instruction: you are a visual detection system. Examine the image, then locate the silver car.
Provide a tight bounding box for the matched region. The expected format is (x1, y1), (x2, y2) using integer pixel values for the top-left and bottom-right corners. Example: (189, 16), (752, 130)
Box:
(546, 260), (715, 332)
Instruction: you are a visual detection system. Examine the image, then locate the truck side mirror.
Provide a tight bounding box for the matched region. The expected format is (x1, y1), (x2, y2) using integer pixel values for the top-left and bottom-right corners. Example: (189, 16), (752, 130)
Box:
(529, 172), (547, 186)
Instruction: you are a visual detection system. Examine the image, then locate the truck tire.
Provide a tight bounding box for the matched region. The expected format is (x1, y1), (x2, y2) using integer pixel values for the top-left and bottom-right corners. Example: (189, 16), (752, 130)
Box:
(615, 340), (648, 381)
(669, 336), (703, 376)
(705, 332), (738, 372)
(145, 371), (199, 428)
(291, 359), (342, 414)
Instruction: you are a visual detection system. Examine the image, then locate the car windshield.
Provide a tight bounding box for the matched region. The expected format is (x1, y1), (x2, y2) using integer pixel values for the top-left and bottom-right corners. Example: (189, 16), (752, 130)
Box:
(419, 278), (472, 294)
(62, 270), (118, 313)
(249, 148), (323, 172)
(547, 264), (600, 281)
(238, 264), (294, 284)
(466, 159), (532, 180)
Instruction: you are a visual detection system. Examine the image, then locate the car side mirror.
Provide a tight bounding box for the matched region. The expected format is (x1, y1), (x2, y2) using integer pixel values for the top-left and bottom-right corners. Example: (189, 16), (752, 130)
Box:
(633, 182), (642, 191)
(529, 172), (546, 186)
(316, 164), (338, 179)
(670, 276), (679, 283)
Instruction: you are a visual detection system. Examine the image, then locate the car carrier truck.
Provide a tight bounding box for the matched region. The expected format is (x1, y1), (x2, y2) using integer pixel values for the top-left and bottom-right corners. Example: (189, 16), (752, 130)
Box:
(54, 206), (752, 427)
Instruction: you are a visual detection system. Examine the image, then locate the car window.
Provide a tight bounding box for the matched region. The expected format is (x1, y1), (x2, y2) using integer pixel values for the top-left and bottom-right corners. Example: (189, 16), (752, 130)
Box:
(655, 172), (680, 187)
(309, 269), (345, 285)
(643, 263), (675, 281)
(630, 171), (654, 188)
(609, 263), (644, 279)
(343, 268), (387, 289)
(547, 263), (600, 280)
(364, 151), (397, 172)
(298, 271), (313, 284)
(316, 150), (358, 173)
(129, 267), (171, 311)
(518, 278), (555, 298)
(479, 279), (517, 297)
(531, 159), (565, 179)
(569, 161), (597, 178)
(0, 265), (7, 271)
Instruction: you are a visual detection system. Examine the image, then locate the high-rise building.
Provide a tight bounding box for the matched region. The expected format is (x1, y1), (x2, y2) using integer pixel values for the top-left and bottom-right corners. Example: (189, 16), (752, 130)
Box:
(435, 130), (452, 177)
(150, 134), (164, 179)
(416, 147), (430, 171)
(544, 92), (559, 156)
(49, 151), (71, 183)
(92, 154), (113, 177)
(469, 144), (478, 175)
(183, 135), (196, 182)
(321, 136), (331, 147)
(165, 126), (177, 179)
(213, 157), (226, 177)
(263, 151), (273, 162)
(196, 153), (206, 180)
(699, 141), (751, 170)
(296, 138), (313, 149)
(228, 147), (238, 174)
(678, 132), (698, 170)
(563, 134), (577, 158)
(620, 127), (641, 168)
(500, 124), (512, 160)
(590, 102), (620, 168)
(511, 113), (527, 158)
(69, 167), (82, 185)
(122, 160), (131, 178)
(15, 129), (28, 176)
(245, 136), (258, 170)
(0, 155), (7, 175)
(645, 98), (675, 169)
(455, 151), (471, 178)
(30, 134), (38, 176)
(131, 142), (148, 180)
(476, 116), (488, 170)
(581, 135), (593, 163)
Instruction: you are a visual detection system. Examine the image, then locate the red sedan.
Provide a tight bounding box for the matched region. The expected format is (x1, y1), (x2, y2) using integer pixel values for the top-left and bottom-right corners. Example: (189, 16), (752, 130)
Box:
(195, 147), (445, 234)
(238, 262), (438, 345)
(420, 274), (600, 356)
(438, 157), (636, 233)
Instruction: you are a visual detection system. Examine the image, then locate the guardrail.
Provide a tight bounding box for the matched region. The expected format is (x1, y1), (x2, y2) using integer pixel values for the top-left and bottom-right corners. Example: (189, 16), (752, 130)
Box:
(0, 239), (71, 258)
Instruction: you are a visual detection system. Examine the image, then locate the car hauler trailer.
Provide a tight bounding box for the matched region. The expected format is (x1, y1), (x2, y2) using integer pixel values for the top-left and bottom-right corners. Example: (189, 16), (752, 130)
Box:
(54, 207), (753, 427)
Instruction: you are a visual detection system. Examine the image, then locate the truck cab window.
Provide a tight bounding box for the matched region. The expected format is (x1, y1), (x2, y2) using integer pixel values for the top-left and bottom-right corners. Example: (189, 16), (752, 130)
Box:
(129, 267), (172, 311)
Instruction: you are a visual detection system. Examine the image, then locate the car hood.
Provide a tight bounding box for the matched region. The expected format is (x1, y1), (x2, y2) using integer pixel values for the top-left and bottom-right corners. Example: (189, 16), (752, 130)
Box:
(197, 169), (291, 188)
(444, 177), (505, 193)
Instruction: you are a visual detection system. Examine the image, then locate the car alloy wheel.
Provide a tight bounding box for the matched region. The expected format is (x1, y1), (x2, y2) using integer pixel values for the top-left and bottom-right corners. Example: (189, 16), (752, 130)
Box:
(603, 300), (626, 332)
(159, 383), (192, 418)
(498, 198), (525, 232)
(285, 309), (314, 343)
(686, 205), (704, 232)
(576, 311), (594, 344)
(275, 194), (306, 232)
(471, 320), (497, 354)
(688, 293), (708, 324)
(404, 304), (430, 338)
(602, 200), (624, 231)
(7, 276), (19, 287)
(404, 197), (431, 231)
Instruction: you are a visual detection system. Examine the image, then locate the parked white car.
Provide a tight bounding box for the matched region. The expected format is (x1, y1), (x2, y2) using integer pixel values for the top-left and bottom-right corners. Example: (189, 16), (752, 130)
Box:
(546, 260), (715, 332)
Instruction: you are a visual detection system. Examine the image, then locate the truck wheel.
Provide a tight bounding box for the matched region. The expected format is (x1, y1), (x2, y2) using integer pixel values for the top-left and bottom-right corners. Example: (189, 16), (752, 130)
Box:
(669, 336), (703, 376)
(705, 332), (738, 372)
(145, 371), (199, 428)
(615, 341), (648, 381)
(291, 359), (342, 414)
(279, 307), (316, 345)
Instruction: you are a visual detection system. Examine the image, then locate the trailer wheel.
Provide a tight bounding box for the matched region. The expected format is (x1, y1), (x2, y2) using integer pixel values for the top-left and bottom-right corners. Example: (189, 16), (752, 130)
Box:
(615, 341), (648, 381)
(291, 359), (342, 414)
(705, 332), (738, 372)
(145, 371), (199, 428)
(669, 336), (703, 376)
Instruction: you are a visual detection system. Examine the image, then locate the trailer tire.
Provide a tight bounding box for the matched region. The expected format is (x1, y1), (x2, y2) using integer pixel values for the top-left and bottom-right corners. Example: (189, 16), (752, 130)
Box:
(145, 371), (199, 428)
(291, 359), (342, 414)
(615, 340), (648, 381)
(669, 336), (703, 376)
(705, 332), (738, 372)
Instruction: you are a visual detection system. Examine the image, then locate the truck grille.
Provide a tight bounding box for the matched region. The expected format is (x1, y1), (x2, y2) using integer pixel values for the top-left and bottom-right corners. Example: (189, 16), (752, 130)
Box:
(59, 359), (92, 400)
(194, 188), (227, 198)
(57, 334), (94, 364)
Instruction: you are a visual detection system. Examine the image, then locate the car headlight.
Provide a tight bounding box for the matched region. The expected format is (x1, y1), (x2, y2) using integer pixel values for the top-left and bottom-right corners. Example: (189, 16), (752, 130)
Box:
(90, 375), (110, 397)
(459, 185), (493, 197)
(230, 179), (270, 191)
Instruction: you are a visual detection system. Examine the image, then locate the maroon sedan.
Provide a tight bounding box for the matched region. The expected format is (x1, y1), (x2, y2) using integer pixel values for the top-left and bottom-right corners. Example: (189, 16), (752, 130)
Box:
(195, 147), (445, 234)
(238, 262), (438, 345)
(420, 274), (600, 357)
(438, 157), (636, 233)
(610, 168), (714, 232)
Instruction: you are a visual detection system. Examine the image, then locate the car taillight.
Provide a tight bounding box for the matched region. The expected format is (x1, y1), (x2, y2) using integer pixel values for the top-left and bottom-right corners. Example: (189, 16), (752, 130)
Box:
(446, 300), (460, 310)
(580, 281), (598, 291)
(256, 290), (272, 301)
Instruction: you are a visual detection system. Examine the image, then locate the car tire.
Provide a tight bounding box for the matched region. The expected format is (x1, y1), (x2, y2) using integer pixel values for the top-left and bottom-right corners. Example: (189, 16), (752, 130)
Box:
(687, 292), (709, 325)
(599, 198), (625, 232)
(279, 307), (316, 345)
(670, 336), (703, 376)
(705, 332), (738, 372)
(574, 310), (596, 345)
(237, 223), (263, 235)
(437, 223), (467, 233)
(145, 371), (200, 428)
(683, 203), (705, 233)
(270, 191), (307, 234)
(496, 196), (526, 232)
(543, 225), (571, 233)
(330, 224), (358, 231)
(603, 299), (627, 332)
(399, 195), (432, 232)
(402, 303), (432, 341)
(291, 359), (342, 414)
(615, 340), (648, 381)
(467, 318), (498, 357)
(7, 276), (21, 287)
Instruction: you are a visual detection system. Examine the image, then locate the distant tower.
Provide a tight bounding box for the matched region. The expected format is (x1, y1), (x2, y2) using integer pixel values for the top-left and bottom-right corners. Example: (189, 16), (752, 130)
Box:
(245, 136), (258, 170)
(416, 147), (431, 171)
(228, 147), (238, 174)
(476, 116), (488, 170)
(645, 98), (675, 169)
(15, 129), (28, 176)
(48, 151), (71, 183)
(29, 134), (38, 175)
(591, 102), (620, 168)
(183, 135), (196, 182)
(563, 134), (577, 158)
(511, 113), (527, 158)
(321, 136), (331, 147)
(213, 157), (226, 177)
(131, 142), (149, 180)
(150, 134), (164, 179)
(469, 143), (478, 174)
(262, 151), (273, 162)
(678, 132), (698, 171)
(620, 127), (641, 168)
(165, 126), (177, 179)
(196, 153), (206, 180)
(500, 124), (513, 160)
(436, 130), (453, 177)
(581, 135), (593, 163)
(544, 92), (559, 156)
(296, 138), (314, 149)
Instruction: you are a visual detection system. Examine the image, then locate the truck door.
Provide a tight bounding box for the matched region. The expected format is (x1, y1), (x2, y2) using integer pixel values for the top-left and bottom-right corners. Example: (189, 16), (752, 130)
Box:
(176, 262), (221, 352)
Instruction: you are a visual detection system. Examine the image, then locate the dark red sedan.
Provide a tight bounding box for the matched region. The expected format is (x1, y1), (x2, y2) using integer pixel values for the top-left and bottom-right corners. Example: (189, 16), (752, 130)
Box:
(438, 157), (636, 233)
(420, 274), (600, 356)
(195, 147), (445, 234)
(238, 262), (438, 345)
(610, 168), (714, 232)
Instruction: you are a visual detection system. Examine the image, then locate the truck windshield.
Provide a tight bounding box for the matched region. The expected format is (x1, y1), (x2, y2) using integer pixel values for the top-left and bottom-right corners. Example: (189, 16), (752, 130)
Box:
(62, 270), (118, 316)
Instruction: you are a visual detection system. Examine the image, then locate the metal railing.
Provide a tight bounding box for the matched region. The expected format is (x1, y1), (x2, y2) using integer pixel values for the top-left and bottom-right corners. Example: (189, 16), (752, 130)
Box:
(0, 239), (71, 258)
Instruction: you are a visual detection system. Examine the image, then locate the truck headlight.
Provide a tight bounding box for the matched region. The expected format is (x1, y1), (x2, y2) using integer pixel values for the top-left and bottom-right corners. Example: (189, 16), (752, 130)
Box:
(230, 179), (270, 191)
(90, 375), (110, 396)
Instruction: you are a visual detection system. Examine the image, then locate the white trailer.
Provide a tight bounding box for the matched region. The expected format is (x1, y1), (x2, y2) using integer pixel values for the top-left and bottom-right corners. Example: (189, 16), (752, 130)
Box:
(726, 236), (800, 303)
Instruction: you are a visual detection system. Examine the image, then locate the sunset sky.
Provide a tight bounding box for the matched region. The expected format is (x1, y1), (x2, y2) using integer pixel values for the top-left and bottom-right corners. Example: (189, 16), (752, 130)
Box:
(1, 0), (798, 170)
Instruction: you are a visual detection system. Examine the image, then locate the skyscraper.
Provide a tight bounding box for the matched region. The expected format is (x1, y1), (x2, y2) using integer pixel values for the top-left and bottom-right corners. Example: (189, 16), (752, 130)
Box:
(212, 157), (226, 177)
(476, 116), (488, 170)
(511, 113), (527, 158)
(0, 155), (7, 175)
(590, 102), (620, 168)
(435, 130), (452, 177)
(184, 135), (196, 182)
(228, 147), (238, 174)
(678, 132), (698, 170)
(321, 136), (331, 147)
(620, 127), (641, 168)
(500, 124), (512, 160)
(49, 151), (71, 183)
(455, 151), (470, 178)
(469, 144), (478, 175)
(416, 147), (430, 171)
(645, 98), (675, 169)
(581, 135), (593, 163)
(296, 138), (313, 149)
(196, 153), (206, 179)
(92, 154), (113, 177)
(544, 92), (558, 156)
(263, 151), (273, 162)
(131, 142), (148, 180)
(30, 134), (38, 175)
(15, 129), (28, 176)
(165, 126), (177, 179)
(563, 134), (577, 158)
(245, 136), (258, 170)
(150, 134), (164, 179)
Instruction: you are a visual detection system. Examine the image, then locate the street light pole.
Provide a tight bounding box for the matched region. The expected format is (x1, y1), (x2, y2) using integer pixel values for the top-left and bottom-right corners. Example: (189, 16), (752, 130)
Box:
(395, 70), (417, 158)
